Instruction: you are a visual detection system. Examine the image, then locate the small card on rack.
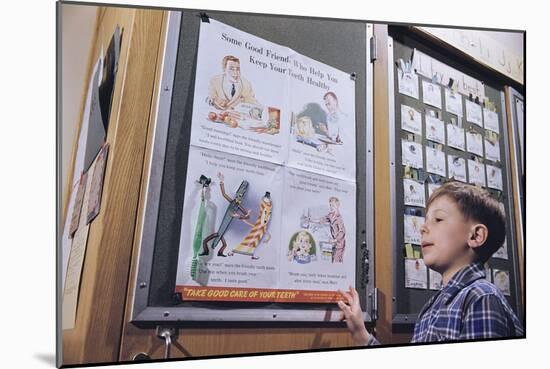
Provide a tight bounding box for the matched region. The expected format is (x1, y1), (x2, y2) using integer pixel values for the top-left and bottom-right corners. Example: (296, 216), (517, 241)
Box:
(448, 155), (467, 182)
(405, 258), (428, 289)
(398, 70), (419, 99)
(428, 268), (443, 290)
(426, 113), (445, 144)
(466, 131), (484, 157)
(404, 178), (425, 207)
(493, 269), (511, 296)
(426, 146), (446, 177)
(483, 108), (500, 133)
(402, 139), (423, 169)
(465, 100), (483, 126)
(404, 214), (424, 245)
(468, 159), (486, 187)
(486, 164), (503, 191)
(447, 123), (465, 151)
(445, 88), (463, 116)
(485, 134), (500, 163)
(422, 80), (442, 109)
(401, 104), (422, 135)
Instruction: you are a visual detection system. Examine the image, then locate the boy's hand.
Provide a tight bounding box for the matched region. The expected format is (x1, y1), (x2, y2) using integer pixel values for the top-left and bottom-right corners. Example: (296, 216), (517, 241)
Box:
(337, 286), (371, 345)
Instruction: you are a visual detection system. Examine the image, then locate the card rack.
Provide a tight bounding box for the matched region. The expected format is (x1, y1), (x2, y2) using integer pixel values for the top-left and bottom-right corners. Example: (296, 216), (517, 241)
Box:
(389, 32), (522, 327)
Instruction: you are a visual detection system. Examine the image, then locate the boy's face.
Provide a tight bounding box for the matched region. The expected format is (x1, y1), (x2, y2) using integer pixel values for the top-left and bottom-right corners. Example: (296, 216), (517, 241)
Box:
(420, 195), (475, 273)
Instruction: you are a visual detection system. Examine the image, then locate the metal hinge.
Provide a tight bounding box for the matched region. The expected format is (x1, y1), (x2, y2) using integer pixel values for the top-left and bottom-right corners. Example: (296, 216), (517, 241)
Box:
(371, 287), (379, 321)
(370, 35), (377, 63)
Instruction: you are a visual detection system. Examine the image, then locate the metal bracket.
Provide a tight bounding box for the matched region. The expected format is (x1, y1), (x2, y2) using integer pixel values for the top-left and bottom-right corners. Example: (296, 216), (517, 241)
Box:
(156, 326), (178, 359)
(370, 35), (378, 63)
(370, 287), (379, 321)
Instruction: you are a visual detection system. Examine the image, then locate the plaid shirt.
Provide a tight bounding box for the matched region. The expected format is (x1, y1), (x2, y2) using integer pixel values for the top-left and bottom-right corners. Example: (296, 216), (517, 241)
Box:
(367, 262), (524, 345)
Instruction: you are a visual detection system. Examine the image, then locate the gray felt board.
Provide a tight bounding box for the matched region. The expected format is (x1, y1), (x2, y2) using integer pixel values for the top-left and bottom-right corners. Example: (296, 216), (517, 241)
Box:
(146, 10), (371, 317)
(390, 30), (522, 327)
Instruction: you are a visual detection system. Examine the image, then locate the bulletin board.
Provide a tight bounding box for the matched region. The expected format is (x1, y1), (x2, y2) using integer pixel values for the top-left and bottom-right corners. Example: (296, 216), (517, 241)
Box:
(131, 10), (375, 324)
(388, 28), (523, 327)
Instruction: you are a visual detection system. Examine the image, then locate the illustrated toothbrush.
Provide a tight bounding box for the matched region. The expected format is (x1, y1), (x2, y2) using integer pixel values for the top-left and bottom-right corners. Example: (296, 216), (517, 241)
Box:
(191, 175), (211, 280)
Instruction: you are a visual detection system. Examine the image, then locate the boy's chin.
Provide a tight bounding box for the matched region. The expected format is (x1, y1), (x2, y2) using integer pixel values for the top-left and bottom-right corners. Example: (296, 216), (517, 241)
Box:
(423, 257), (440, 272)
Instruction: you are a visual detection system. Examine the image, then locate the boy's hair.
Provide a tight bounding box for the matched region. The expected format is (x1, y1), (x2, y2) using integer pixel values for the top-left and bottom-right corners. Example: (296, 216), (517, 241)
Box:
(426, 181), (506, 263)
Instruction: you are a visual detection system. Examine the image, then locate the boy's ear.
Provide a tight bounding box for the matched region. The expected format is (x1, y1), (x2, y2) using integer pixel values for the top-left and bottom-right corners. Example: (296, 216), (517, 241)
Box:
(467, 223), (489, 250)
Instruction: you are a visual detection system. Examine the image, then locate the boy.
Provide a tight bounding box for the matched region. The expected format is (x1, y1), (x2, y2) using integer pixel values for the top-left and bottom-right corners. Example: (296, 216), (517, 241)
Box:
(338, 181), (524, 345)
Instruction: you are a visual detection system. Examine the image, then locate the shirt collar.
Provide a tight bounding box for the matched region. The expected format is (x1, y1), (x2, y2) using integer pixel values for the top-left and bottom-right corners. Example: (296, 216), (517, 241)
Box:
(440, 262), (486, 304)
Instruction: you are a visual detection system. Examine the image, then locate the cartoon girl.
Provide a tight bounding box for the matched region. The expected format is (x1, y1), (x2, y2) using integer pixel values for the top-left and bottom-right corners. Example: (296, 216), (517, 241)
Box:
(288, 231), (316, 264)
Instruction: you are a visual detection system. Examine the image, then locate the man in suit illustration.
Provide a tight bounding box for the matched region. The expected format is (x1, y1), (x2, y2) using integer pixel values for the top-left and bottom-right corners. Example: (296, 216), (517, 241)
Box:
(208, 55), (258, 112)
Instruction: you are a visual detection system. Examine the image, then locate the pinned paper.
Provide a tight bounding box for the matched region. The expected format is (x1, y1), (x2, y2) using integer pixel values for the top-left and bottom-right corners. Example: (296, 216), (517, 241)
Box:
(69, 173), (87, 238)
(465, 100), (483, 126)
(426, 146), (446, 177)
(448, 155), (467, 182)
(468, 159), (486, 187)
(402, 140), (424, 169)
(62, 224), (90, 329)
(486, 164), (503, 190)
(466, 131), (484, 157)
(485, 135), (500, 163)
(445, 88), (463, 117)
(398, 69), (420, 99)
(401, 104), (422, 135)
(405, 258), (428, 289)
(426, 114), (445, 144)
(429, 268), (443, 290)
(446, 123), (465, 151)
(413, 250), (421, 259)
(493, 269), (511, 296)
(404, 178), (426, 207)
(483, 107), (500, 133)
(404, 214), (424, 245)
(86, 143), (109, 224)
(422, 80), (442, 109)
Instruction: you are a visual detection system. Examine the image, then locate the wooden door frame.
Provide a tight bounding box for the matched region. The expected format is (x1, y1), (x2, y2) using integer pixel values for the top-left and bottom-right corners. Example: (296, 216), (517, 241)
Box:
(61, 6), (165, 365)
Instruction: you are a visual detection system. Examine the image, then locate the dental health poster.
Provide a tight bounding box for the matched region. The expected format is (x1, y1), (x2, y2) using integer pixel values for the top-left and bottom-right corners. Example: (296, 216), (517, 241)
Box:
(176, 19), (358, 304)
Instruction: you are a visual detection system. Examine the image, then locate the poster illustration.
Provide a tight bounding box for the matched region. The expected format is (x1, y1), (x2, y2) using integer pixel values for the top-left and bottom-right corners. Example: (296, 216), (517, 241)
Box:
(190, 19), (290, 164)
(279, 168), (356, 293)
(176, 19), (358, 304)
(287, 53), (356, 181)
(190, 19), (356, 181)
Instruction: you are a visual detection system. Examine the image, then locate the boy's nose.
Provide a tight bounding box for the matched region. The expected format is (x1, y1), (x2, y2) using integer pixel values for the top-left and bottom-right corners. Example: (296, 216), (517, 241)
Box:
(420, 222), (428, 235)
